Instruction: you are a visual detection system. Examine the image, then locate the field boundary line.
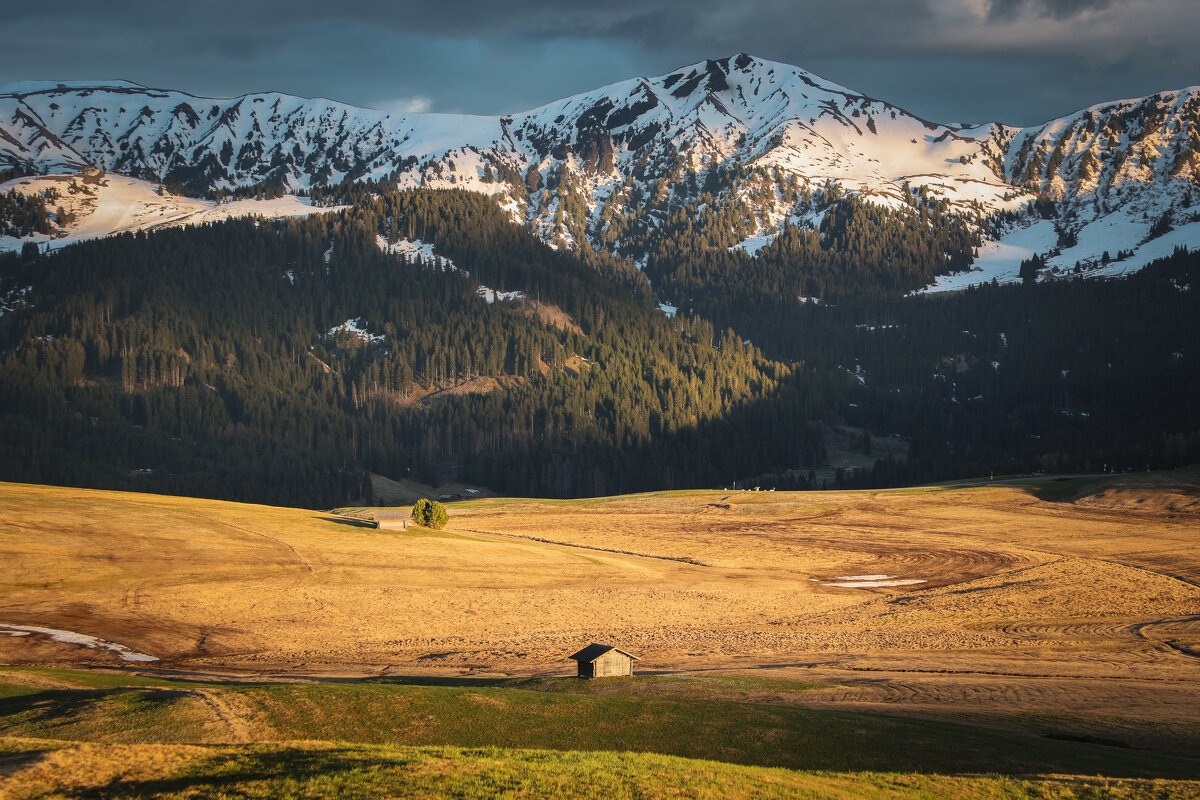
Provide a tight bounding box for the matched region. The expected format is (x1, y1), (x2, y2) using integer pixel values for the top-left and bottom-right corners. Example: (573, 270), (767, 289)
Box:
(455, 528), (710, 566)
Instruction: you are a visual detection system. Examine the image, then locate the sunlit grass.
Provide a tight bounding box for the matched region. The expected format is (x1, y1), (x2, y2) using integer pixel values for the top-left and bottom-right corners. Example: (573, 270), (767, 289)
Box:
(1, 669), (1195, 780)
(4, 739), (1199, 800)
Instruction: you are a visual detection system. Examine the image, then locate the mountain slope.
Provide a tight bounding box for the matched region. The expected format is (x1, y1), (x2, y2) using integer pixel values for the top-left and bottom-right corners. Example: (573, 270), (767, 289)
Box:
(0, 61), (1009, 210)
(0, 171), (341, 253)
(1009, 89), (1200, 216)
(2, 191), (1197, 503)
(921, 90), (1200, 291)
(0, 190), (835, 503)
(1, 57), (1197, 287)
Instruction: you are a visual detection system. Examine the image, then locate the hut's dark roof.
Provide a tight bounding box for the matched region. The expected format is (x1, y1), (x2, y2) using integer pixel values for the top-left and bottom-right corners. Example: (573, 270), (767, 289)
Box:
(568, 643), (640, 663)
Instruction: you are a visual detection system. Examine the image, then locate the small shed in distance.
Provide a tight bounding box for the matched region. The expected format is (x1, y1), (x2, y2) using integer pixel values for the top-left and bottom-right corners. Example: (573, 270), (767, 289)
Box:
(569, 643), (639, 678)
(371, 510), (408, 530)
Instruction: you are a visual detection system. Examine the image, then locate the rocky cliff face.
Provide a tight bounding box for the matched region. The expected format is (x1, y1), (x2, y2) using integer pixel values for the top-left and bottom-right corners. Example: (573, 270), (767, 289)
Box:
(1007, 89), (1200, 227)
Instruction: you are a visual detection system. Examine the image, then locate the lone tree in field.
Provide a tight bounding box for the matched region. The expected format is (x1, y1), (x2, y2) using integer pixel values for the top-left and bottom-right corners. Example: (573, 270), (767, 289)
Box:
(411, 498), (449, 530)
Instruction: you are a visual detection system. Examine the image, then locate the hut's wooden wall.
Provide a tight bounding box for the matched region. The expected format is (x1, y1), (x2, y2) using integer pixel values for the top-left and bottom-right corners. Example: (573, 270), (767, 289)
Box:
(591, 650), (632, 677)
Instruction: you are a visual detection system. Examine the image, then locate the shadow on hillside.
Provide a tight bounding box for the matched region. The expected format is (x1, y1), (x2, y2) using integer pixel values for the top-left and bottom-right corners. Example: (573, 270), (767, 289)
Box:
(65, 744), (1200, 800)
(314, 516), (378, 528)
(0, 686), (189, 732)
(5, 683), (1200, 781)
(77, 749), (408, 799)
(0, 748), (50, 775)
(1027, 467), (1200, 511)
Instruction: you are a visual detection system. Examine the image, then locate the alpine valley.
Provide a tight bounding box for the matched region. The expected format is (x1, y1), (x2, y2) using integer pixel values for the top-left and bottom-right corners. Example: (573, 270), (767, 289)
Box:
(0, 55), (1198, 505)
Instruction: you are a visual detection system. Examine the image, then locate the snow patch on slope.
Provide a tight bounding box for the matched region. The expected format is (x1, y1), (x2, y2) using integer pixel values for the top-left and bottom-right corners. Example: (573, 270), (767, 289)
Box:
(477, 286), (525, 303)
(0, 174), (342, 253)
(375, 235), (524, 303)
(376, 236), (457, 269)
(729, 234), (776, 256)
(923, 209), (1199, 292)
(0, 623), (157, 662)
(326, 318), (384, 344)
(1051, 217), (1200, 279)
(924, 219), (1058, 292)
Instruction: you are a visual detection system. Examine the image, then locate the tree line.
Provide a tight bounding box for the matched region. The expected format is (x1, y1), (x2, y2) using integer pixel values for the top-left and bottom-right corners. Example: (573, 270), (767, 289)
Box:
(0, 190), (826, 505)
(1, 183), (1195, 507)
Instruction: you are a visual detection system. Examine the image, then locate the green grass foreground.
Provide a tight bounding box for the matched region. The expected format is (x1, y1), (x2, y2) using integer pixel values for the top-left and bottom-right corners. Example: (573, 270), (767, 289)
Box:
(2, 669), (1199, 798)
(4, 739), (1199, 800)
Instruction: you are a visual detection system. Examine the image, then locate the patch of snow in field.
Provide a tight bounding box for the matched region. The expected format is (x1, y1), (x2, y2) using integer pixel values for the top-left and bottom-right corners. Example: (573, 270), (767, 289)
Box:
(0, 234), (40, 252)
(193, 194), (340, 225)
(658, 302), (678, 317)
(826, 578), (926, 588)
(0, 285), (33, 317)
(0, 624), (158, 661)
(821, 573), (926, 588)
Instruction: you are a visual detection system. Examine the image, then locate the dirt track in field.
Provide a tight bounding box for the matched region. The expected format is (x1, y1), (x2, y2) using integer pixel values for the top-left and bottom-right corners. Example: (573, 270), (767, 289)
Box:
(0, 474), (1197, 742)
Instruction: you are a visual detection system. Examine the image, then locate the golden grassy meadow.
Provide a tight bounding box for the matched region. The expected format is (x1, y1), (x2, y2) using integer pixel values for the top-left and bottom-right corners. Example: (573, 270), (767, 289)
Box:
(1, 472), (1198, 796)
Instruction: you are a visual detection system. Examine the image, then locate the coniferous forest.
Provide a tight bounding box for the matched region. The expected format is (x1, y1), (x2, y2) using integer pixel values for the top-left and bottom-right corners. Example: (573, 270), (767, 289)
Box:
(1, 187), (1197, 507)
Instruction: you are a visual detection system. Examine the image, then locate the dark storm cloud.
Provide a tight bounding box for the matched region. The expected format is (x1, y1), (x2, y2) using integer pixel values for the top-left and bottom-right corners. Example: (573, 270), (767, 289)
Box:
(2, 0), (923, 60)
(1, 0), (1197, 127)
(987, 0), (1121, 21)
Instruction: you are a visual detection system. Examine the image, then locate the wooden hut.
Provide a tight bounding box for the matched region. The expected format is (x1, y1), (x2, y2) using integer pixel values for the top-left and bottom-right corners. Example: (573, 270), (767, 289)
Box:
(568, 643), (639, 678)
(371, 510), (409, 530)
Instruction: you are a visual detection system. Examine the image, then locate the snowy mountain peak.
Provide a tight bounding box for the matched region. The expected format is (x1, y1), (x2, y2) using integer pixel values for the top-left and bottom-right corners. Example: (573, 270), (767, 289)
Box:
(2, 56), (1197, 287)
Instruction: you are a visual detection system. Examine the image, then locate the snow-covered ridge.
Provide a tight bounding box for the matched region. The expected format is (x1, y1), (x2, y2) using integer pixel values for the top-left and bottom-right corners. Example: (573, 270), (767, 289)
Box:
(2, 55), (1197, 285)
(925, 87), (1200, 291)
(1004, 88), (1200, 224)
(0, 79), (502, 190)
(0, 54), (1024, 215)
(0, 173), (344, 253)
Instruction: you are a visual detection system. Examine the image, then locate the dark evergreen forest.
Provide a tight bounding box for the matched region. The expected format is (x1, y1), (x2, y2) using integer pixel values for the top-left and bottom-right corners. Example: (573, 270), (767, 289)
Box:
(1, 187), (1196, 507)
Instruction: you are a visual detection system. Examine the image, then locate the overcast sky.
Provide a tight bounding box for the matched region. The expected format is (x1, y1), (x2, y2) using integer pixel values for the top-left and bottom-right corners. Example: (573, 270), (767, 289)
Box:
(2, 0), (1197, 126)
